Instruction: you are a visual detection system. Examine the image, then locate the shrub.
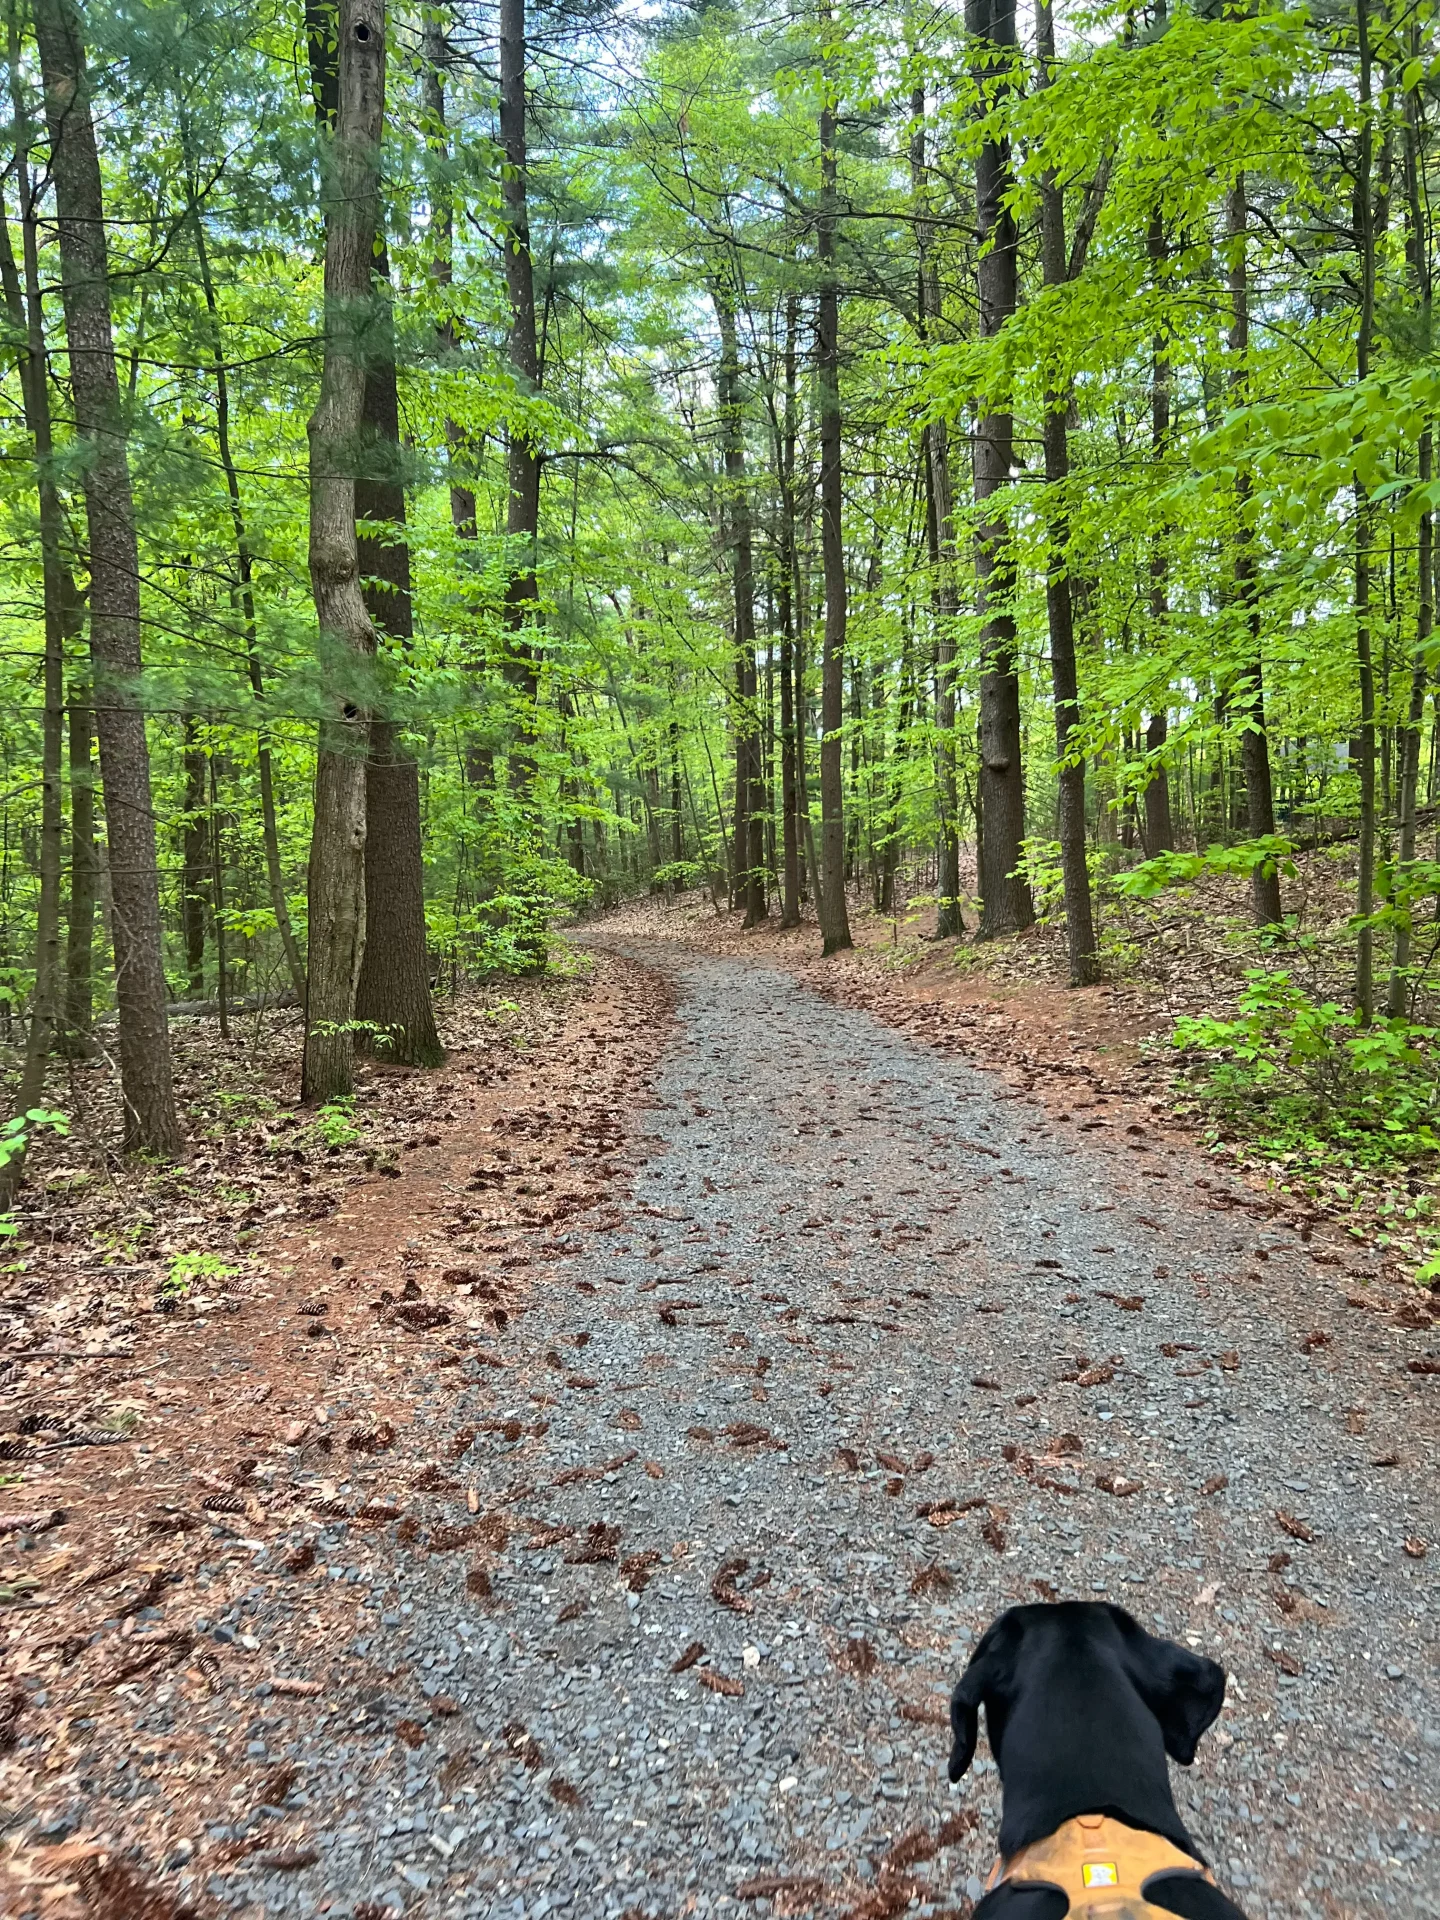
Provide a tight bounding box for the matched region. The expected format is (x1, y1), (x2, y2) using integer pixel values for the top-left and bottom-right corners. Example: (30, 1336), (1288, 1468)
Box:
(1172, 970), (1440, 1169)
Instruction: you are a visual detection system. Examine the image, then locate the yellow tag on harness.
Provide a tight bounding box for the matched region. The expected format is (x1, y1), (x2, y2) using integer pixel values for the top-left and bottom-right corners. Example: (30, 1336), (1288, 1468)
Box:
(984, 1813), (1220, 1918)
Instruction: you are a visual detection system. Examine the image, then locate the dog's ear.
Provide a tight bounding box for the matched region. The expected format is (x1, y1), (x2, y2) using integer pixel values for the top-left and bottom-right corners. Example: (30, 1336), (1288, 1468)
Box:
(947, 1663), (983, 1784)
(948, 1620), (1014, 1783)
(1121, 1622), (1227, 1766)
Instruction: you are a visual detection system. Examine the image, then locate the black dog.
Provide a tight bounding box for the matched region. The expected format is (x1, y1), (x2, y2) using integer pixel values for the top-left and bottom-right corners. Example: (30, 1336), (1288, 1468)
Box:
(949, 1601), (1247, 1918)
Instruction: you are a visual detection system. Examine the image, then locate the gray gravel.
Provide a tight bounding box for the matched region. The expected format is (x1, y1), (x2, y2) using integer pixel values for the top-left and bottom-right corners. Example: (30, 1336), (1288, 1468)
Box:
(128, 950), (1440, 1916)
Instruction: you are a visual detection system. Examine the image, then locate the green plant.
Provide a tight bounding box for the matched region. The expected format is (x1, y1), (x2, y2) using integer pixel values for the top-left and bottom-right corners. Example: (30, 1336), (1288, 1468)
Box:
(162, 1249), (239, 1300)
(651, 858), (707, 890)
(0, 1107), (69, 1171)
(1017, 839), (1066, 926)
(1116, 836), (1299, 903)
(313, 1098), (362, 1149)
(307, 1019), (401, 1054)
(1173, 970), (1440, 1170)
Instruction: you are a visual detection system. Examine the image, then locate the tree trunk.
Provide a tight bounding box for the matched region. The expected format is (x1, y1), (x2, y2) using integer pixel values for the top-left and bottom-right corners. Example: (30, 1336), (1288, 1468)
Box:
(301, 0), (385, 1103)
(210, 754), (231, 1039)
(181, 716), (208, 994)
(499, 0), (541, 788)
(64, 681), (98, 1053)
(911, 84), (964, 939)
(1035, 1), (1095, 982)
(1388, 48), (1431, 1018)
(422, 13), (476, 539)
(714, 280), (764, 926)
(1227, 172), (1284, 927)
(0, 83), (65, 1196)
(182, 140), (307, 1002)
(969, 0), (1033, 939)
(816, 54), (852, 955)
(305, 20), (438, 1062)
(33, 0), (180, 1155)
(777, 297), (802, 928)
(351, 276), (443, 1066)
(1143, 209), (1176, 857)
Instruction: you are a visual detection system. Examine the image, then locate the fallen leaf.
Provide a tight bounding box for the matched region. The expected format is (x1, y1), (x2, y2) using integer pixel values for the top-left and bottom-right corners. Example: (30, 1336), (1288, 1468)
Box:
(711, 1556), (755, 1614)
(897, 1700), (947, 1726)
(1094, 1471), (1143, 1498)
(428, 1524), (475, 1553)
(699, 1667), (744, 1697)
(566, 1522), (622, 1564)
(502, 1721), (544, 1768)
(835, 1637), (877, 1676)
(258, 1847), (319, 1872)
(737, 1874), (824, 1902)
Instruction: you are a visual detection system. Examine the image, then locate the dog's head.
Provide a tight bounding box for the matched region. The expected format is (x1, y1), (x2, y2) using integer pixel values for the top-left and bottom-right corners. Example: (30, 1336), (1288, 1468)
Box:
(948, 1601), (1226, 1784)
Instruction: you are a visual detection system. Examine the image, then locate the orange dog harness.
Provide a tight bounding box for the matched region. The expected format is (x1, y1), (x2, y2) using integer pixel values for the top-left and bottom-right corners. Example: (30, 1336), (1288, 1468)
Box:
(985, 1812), (1220, 1917)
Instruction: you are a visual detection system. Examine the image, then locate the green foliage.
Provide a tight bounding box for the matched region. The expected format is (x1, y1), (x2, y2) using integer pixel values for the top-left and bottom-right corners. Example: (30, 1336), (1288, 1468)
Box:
(1173, 972), (1440, 1170)
(431, 854), (595, 978)
(162, 1249), (239, 1299)
(651, 859), (707, 891)
(0, 1109), (70, 1173)
(1116, 839), (1299, 903)
(310, 1099), (363, 1151)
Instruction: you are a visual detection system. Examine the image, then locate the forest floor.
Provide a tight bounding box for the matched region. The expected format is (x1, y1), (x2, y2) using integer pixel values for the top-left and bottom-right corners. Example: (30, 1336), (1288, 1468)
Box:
(2, 906), (1438, 1920)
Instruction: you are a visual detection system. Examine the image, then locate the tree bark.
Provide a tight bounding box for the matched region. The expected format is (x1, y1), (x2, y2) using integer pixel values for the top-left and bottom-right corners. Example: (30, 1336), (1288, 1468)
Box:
(1388, 47), (1431, 1018)
(301, 0), (385, 1103)
(911, 83), (964, 939)
(713, 280), (765, 925)
(1143, 210), (1176, 857)
(32, 0), (180, 1155)
(0, 77), (65, 1196)
(499, 0), (541, 788)
(777, 295), (802, 928)
(421, 13), (477, 539)
(64, 680), (97, 1053)
(351, 272), (444, 1066)
(182, 140), (306, 1002)
(816, 45), (853, 955)
(180, 717), (208, 994)
(969, 0), (1033, 938)
(1226, 172), (1284, 927)
(1036, 0), (1099, 984)
(305, 18), (439, 1063)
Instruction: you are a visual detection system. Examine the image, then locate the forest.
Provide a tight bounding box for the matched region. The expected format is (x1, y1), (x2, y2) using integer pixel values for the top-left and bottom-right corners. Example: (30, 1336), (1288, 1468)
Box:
(0, 0), (1437, 1235)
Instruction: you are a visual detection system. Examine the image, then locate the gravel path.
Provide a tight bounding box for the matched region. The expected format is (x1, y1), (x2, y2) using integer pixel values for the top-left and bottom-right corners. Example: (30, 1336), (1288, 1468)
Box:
(215, 948), (1437, 1920)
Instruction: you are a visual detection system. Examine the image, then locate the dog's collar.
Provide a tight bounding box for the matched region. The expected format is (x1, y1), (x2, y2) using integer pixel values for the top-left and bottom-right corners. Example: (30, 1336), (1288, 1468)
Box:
(987, 1812), (1217, 1915)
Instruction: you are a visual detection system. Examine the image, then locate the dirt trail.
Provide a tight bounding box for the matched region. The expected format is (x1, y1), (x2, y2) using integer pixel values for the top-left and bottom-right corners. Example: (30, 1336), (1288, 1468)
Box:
(16, 943), (1438, 1920)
